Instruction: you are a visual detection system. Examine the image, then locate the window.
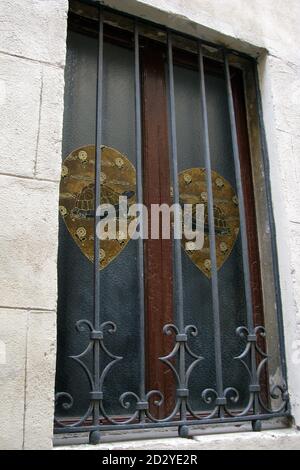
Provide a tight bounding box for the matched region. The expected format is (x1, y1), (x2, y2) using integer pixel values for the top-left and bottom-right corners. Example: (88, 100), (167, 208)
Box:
(54, 1), (289, 443)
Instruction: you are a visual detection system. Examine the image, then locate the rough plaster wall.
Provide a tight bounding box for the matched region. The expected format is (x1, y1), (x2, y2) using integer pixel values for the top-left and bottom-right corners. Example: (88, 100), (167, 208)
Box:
(0, 0), (68, 450)
(102, 0), (300, 429)
(0, 0), (300, 450)
(258, 55), (300, 425)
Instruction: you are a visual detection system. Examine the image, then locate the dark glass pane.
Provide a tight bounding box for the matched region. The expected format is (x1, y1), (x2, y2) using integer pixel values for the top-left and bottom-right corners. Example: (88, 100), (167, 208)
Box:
(56, 30), (140, 418)
(174, 63), (249, 413)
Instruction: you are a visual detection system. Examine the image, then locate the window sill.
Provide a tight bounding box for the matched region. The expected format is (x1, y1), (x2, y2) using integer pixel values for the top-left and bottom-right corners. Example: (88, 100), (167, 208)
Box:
(54, 424), (300, 450)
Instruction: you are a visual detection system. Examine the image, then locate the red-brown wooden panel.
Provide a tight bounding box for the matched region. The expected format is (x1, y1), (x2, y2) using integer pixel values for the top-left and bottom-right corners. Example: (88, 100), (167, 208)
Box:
(141, 41), (175, 418)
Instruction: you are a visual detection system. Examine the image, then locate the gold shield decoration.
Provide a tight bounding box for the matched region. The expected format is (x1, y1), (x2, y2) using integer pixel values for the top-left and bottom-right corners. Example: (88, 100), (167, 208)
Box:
(59, 145), (136, 270)
(179, 168), (240, 278)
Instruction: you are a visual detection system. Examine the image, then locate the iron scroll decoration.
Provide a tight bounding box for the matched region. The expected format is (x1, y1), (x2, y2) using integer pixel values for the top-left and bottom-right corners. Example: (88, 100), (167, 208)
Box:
(55, 146), (289, 439)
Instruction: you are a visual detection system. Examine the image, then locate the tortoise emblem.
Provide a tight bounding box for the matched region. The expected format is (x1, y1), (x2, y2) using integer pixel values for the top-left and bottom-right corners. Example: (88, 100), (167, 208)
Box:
(179, 167), (240, 278)
(59, 145), (136, 270)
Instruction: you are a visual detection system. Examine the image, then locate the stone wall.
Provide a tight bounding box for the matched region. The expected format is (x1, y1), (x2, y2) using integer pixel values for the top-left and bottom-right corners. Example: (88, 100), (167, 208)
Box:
(0, 0), (299, 449)
(0, 0), (68, 450)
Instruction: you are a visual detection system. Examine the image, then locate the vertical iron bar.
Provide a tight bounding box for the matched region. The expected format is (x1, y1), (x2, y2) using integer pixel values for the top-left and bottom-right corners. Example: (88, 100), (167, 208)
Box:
(167, 30), (186, 424)
(134, 21), (146, 411)
(93, 6), (104, 429)
(167, 31), (184, 333)
(198, 44), (224, 401)
(223, 51), (254, 332)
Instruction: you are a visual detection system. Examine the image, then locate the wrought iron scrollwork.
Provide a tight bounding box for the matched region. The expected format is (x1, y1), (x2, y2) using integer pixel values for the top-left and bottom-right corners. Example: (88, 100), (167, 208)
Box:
(55, 321), (203, 428)
(142, 323), (204, 423)
(222, 325), (289, 418)
(54, 319), (121, 428)
(55, 318), (289, 437)
(55, 318), (170, 428)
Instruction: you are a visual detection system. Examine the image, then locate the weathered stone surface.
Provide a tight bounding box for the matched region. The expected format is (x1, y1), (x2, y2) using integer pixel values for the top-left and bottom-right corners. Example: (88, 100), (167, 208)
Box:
(0, 0), (68, 66)
(23, 311), (56, 450)
(0, 0), (300, 449)
(103, 0), (300, 64)
(274, 130), (300, 223)
(35, 64), (65, 181)
(0, 309), (27, 450)
(0, 176), (59, 310)
(267, 56), (300, 137)
(289, 223), (300, 338)
(56, 428), (300, 450)
(0, 54), (41, 177)
(0, 0), (67, 452)
(257, 49), (300, 426)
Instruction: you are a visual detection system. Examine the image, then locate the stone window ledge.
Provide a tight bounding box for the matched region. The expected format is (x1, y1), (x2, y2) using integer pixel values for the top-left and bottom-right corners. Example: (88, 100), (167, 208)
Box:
(54, 426), (300, 450)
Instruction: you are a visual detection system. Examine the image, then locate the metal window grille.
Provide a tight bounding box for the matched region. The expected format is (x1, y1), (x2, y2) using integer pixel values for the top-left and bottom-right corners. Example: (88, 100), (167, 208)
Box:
(54, 2), (289, 444)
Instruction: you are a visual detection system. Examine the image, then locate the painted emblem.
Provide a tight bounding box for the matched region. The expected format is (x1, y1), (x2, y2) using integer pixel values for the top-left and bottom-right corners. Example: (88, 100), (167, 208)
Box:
(59, 145), (136, 270)
(179, 168), (240, 278)
(59, 147), (239, 275)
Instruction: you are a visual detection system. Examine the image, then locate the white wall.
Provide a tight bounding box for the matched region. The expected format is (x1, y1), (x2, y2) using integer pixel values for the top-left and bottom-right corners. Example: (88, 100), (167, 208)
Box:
(0, 0), (299, 449)
(0, 0), (68, 450)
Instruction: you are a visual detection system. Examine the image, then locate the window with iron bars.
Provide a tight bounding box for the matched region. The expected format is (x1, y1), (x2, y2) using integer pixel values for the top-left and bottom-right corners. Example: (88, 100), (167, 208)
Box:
(54, 0), (289, 444)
